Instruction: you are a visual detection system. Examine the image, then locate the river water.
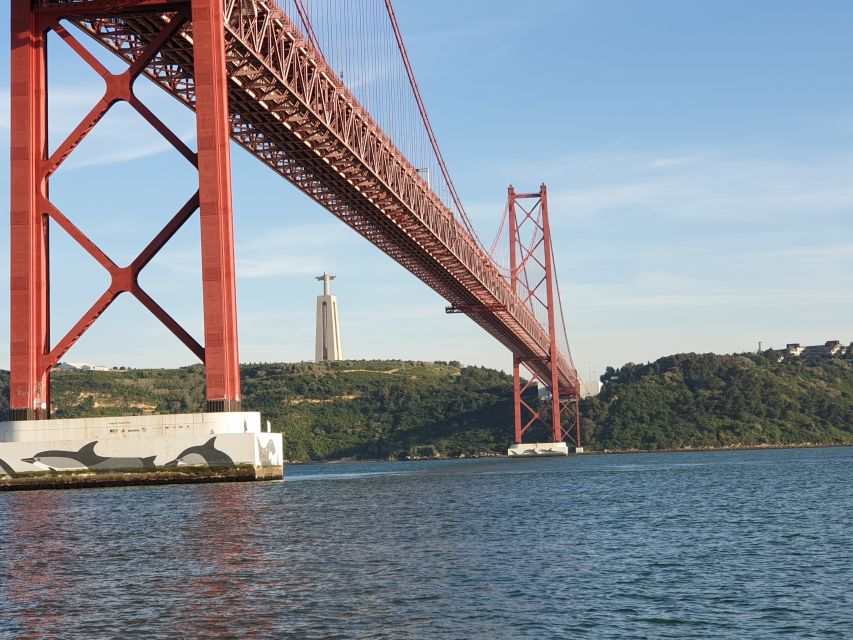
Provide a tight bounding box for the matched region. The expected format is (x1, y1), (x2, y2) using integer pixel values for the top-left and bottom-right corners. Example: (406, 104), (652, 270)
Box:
(1, 447), (851, 639)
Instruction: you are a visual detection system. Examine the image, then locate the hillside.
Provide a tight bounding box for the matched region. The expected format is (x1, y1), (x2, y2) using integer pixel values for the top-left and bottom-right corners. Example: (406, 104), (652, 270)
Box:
(581, 351), (853, 450)
(1, 352), (852, 459)
(241, 361), (521, 460)
(0, 361), (516, 461)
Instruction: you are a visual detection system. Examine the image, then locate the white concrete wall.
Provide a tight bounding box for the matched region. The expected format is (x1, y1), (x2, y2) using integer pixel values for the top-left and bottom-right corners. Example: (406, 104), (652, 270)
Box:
(507, 442), (570, 457)
(0, 411), (261, 444)
(0, 412), (283, 476)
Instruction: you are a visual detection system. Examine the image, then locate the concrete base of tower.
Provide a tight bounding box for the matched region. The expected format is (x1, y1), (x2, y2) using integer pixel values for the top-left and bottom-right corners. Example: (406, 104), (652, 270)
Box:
(0, 412), (283, 490)
(575, 446), (585, 454)
(507, 442), (570, 457)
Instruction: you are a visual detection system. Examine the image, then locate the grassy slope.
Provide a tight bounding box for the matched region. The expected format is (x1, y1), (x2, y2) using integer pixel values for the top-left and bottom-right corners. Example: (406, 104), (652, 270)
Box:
(1, 352), (852, 459)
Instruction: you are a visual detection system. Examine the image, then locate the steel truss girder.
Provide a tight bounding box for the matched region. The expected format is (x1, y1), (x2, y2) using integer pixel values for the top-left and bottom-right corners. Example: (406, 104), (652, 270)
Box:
(57, 0), (577, 392)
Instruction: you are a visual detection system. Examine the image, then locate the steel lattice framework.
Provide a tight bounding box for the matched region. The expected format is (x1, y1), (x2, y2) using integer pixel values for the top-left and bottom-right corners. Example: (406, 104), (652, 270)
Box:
(10, 0), (580, 445)
(508, 186), (580, 446)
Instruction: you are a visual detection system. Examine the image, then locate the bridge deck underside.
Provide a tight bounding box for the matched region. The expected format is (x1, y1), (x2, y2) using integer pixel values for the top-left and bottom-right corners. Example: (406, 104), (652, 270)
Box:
(53, 0), (578, 396)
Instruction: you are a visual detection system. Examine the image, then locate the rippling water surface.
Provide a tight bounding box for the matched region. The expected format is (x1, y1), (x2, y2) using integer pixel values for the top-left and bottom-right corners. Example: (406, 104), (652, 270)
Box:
(1, 447), (852, 638)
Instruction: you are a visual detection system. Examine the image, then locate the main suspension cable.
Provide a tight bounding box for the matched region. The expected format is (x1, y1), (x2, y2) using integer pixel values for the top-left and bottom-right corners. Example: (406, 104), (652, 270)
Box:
(293, 0), (324, 58)
(383, 0), (482, 245)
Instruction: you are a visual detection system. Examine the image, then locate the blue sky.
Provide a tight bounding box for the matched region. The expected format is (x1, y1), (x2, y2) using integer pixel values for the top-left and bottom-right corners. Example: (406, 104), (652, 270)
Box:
(1, 0), (851, 381)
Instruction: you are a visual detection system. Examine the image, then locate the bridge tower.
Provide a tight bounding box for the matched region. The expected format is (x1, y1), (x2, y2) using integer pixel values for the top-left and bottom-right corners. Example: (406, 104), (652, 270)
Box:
(9, 0), (241, 418)
(507, 185), (582, 455)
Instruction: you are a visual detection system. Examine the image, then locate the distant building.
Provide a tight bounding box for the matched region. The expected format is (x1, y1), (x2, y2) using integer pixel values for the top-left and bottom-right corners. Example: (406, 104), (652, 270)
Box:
(538, 379), (600, 399)
(803, 340), (844, 359)
(776, 340), (846, 362)
(580, 379), (602, 398)
(785, 343), (804, 356)
(53, 362), (112, 371)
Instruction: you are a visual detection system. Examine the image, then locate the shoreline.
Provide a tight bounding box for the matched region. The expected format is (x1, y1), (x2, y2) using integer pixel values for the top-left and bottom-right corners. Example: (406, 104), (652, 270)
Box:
(0, 465), (283, 492)
(592, 441), (853, 455)
(285, 441), (853, 465)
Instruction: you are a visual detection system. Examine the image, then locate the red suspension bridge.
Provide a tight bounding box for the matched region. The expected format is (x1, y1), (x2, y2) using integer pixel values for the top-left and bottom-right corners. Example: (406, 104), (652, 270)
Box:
(9, 0), (582, 448)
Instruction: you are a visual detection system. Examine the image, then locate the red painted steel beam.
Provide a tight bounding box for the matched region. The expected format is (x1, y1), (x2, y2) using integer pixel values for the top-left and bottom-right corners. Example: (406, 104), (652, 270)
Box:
(513, 357), (522, 443)
(191, 0), (241, 411)
(8, 2), (240, 417)
(509, 187), (522, 443)
(540, 184), (563, 443)
(36, 0), (189, 17)
(9, 1), (50, 420)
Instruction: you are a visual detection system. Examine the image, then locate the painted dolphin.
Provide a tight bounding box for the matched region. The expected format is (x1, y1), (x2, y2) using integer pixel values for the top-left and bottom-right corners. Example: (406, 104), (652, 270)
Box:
(21, 442), (157, 472)
(165, 437), (235, 468)
(0, 457), (17, 477)
(257, 438), (278, 467)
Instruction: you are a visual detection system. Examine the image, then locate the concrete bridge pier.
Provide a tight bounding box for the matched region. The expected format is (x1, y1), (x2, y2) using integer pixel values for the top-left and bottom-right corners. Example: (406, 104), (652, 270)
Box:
(0, 412), (283, 490)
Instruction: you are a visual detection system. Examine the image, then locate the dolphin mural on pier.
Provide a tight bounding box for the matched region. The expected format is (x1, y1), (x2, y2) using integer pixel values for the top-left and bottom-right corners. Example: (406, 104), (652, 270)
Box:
(165, 437), (235, 468)
(0, 457), (18, 477)
(21, 442), (157, 472)
(257, 438), (279, 467)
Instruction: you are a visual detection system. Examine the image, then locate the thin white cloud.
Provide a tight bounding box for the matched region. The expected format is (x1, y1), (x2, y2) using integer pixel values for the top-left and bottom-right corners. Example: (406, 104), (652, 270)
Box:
(65, 135), (196, 171)
(58, 117), (196, 172)
(647, 155), (699, 169)
(240, 224), (357, 276)
(491, 150), (853, 226)
(239, 223), (355, 253)
(747, 242), (853, 264)
(566, 281), (841, 312)
(237, 256), (326, 279)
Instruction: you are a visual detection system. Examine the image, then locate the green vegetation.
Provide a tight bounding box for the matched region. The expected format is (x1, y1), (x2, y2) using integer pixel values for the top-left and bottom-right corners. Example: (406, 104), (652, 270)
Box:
(1, 350), (852, 460)
(0, 361), (515, 461)
(582, 350), (853, 450)
(240, 360), (514, 461)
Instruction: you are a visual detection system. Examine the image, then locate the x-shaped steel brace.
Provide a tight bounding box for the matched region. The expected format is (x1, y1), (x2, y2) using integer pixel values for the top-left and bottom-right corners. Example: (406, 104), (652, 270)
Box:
(517, 367), (546, 437)
(512, 203), (549, 314)
(37, 11), (206, 374)
(557, 398), (579, 445)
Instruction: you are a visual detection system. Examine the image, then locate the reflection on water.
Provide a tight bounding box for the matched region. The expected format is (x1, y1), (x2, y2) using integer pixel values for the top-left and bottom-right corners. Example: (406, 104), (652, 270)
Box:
(178, 484), (274, 638)
(1, 492), (68, 638)
(1, 448), (852, 639)
(287, 471), (408, 482)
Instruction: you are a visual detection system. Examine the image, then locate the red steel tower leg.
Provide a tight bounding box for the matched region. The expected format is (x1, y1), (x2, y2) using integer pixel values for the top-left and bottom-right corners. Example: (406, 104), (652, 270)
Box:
(540, 184), (562, 443)
(192, 0), (241, 412)
(8, 1), (242, 418)
(508, 187), (522, 443)
(576, 399), (581, 446)
(9, 3), (49, 420)
(512, 356), (522, 443)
